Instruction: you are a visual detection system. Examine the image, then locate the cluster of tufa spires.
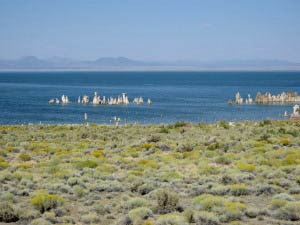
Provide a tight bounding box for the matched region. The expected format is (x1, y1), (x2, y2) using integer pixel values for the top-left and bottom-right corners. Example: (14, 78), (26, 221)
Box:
(229, 91), (300, 105)
(49, 92), (152, 106)
(228, 92), (253, 105)
(255, 91), (300, 104)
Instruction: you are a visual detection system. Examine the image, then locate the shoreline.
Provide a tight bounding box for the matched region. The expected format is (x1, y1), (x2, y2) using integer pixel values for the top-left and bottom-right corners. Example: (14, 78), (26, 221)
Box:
(0, 118), (296, 127)
(1, 67), (300, 72)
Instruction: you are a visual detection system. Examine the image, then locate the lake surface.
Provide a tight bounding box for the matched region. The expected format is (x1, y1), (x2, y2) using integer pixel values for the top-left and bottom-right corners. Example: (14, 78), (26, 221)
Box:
(0, 71), (299, 125)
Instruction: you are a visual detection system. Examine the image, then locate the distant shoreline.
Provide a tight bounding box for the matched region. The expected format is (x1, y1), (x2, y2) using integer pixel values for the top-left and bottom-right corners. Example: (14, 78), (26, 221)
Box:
(1, 66), (300, 72)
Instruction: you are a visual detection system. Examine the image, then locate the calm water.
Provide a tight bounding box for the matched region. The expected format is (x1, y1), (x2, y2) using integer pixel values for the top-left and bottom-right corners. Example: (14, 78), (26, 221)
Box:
(0, 71), (299, 125)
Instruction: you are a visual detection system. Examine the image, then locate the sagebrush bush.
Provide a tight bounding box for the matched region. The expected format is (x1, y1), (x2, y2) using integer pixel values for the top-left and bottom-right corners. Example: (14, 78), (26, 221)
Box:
(124, 197), (149, 210)
(236, 163), (256, 172)
(128, 207), (153, 221)
(280, 137), (291, 146)
(230, 184), (250, 196)
(31, 191), (64, 213)
(193, 194), (224, 211)
(75, 160), (98, 169)
(0, 202), (19, 222)
(157, 213), (187, 225)
(156, 189), (179, 214)
(194, 211), (220, 225)
(275, 201), (300, 221)
(19, 153), (31, 161)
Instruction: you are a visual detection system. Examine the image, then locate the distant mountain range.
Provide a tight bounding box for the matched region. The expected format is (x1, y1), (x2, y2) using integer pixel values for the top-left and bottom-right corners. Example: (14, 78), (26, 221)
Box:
(0, 56), (299, 70)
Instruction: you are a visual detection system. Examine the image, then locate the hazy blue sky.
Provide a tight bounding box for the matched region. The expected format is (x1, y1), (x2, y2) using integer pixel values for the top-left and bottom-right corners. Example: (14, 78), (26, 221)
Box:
(0, 0), (299, 61)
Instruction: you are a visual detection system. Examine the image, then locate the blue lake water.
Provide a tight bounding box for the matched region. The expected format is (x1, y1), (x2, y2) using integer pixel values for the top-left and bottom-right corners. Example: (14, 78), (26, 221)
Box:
(0, 71), (300, 125)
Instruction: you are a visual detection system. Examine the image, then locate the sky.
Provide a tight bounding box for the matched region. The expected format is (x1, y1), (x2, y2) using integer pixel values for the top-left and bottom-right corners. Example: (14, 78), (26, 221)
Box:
(0, 0), (299, 62)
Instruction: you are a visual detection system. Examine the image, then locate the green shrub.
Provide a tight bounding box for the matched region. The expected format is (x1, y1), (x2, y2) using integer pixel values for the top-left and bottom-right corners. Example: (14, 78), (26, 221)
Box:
(270, 199), (288, 210)
(245, 207), (259, 218)
(156, 189), (179, 214)
(73, 185), (85, 198)
(215, 156), (231, 165)
(230, 184), (250, 196)
(174, 121), (188, 128)
(128, 207), (153, 221)
(221, 201), (246, 222)
(67, 177), (78, 186)
(219, 120), (230, 129)
(19, 153), (31, 161)
(0, 202), (19, 222)
(160, 127), (169, 134)
(124, 197), (149, 210)
(280, 137), (291, 146)
(75, 160), (98, 169)
(236, 163), (256, 172)
(275, 201), (300, 221)
(183, 209), (195, 223)
(193, 194), (223, 211)
(157, 213), (188, 225)
(31, 191), (64, 213)
(260, 120), (272, 126)
(81, 212), (100, 224)
(30, 218), (52, 225)
(207, 142), (220, 150)
(0, 157), (9, 170)
(194, 211), (220, 225)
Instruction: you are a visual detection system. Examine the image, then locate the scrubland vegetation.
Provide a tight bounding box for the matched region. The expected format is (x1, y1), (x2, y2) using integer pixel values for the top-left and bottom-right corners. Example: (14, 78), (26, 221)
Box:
(1, 120), (300, 224)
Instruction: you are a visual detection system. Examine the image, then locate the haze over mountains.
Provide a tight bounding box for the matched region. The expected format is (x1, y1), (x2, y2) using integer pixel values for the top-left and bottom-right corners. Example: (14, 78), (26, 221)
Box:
(0, 56), (299, 71)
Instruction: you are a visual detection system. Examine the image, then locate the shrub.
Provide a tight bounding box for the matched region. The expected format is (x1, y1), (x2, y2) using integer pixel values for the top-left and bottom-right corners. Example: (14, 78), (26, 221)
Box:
(245, 207), (259, 218)
(221, 201), (246, 222)
(73, 185), (85, 198)
(75, 160), (98, 169)
(219, 120), (230, 129)
(0, 202), (19, 222)
(142, 220), (155, 225)
(31, 191), (64, 213)
(140, 143), (154, 150)
(0, 157), (9, 170)
(156, 189), (179, 214)
(199, 164), (219, 175)
(209, 185), (230, 196)
(91, 150), (105, 159)
(177, 144), (193, 152)
(174, 121), (187, 128)
(260, 120), (272, 126)
(147, 135), (161, 143)
(236, 163), (256, 172)
(273, 193), (295, 201)
(160, 127), (169, 134)
(157, 213), (188, 225)
(215, 156), (231, 165)
(128, 207), (153, 221)
(193, 194), (223, 211)
(230, 184), (250, 196)
(137, 183), (155, 195)
(81, 212), (100, 224)
(270, 199), (288, 210)
(194, 211), (220, 225)
(275, 201), (300, 221)
(30, 218), (52, 225)
(280, 137), (291, 146)
(183, 209), (195, 223)
(19, 153), (31, 161)
(138, 159), (159, 169)
(207, 142), (220, 150)
(124, 197), (149, 210)
(67, 177), (78, 186)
